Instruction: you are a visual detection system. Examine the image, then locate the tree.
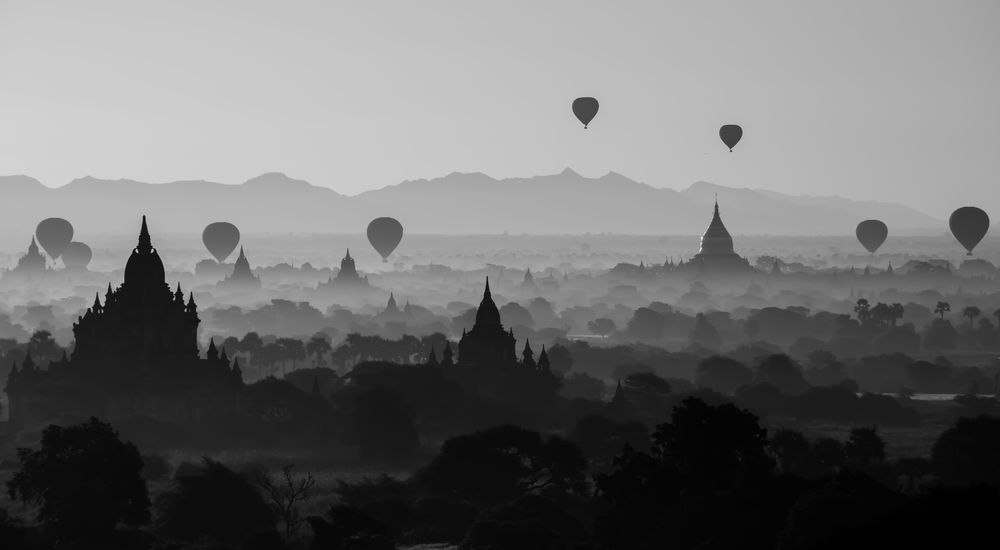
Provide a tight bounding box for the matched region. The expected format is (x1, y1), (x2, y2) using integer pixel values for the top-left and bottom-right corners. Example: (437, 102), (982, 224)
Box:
(276, 337), (306, 372)
(241, 331), (264, 358)
(559, 372), (607, 401)
(854, 299), (871, 324)
(569, 415), (649, 474)
(157, 458), (276, 545)
(412, 425), (587, 506)
(350, 386), (419, 463)
(623, 372), (671, 394)
(770, 429), (812, 476)
(256, 465), (317, 541)
(889, 303), (905, 326)
(596, 397), (775, 549)
(305, 333), (333, 367)
(934, 301), (951, 320)
(689, 313), (722, 349)
(7, 418), (150, 542)
(923, 319), (958, 351)
(845, 427), (886, 467)
(754, 354), (809, 395)
(27, 330), (61, 364)
(695, 355), (753, 395)
(652, 397), (774, 488)
(625, 307), (666, 341)
(932, 415), (1000, 487)
(545, 343), (573, 374)
(587, 318), (617, 338)
(307, 506), (394, 550)
(962, 305), (982, 327)
(869, 302), (891, 329)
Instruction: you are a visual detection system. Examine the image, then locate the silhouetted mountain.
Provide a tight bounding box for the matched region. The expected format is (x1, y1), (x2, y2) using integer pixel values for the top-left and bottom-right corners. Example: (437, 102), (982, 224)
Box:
(0, 170), (940, 237)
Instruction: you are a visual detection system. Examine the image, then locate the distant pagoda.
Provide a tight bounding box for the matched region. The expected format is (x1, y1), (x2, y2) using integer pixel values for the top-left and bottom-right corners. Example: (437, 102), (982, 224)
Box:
(219, 246), (261, 289)
(680, 199), (752, 274)
(317, 249), (372, 291)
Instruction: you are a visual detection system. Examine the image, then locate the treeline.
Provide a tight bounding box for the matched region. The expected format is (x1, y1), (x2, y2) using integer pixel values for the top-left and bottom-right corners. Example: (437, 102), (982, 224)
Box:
(3, 401), (999, 549)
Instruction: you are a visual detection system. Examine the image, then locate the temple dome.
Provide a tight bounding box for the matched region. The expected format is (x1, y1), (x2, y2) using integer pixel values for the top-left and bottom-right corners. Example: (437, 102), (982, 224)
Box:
(697, 200), (736, 256)
(474, 277), (502, 326)
(124, 216), (165, 288)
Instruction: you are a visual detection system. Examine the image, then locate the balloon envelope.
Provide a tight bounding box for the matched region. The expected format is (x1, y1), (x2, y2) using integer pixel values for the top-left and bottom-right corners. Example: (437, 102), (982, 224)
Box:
(202, 222), (241, 262)
(719, 124), (743, 151)
(367, 217), (404, 261)
(35, 218), (74, 259)
(949, 206), (990, 255)
(572, 97), (599, 129)
(61, 241), (92, 268)
(855, 220), (888, 254)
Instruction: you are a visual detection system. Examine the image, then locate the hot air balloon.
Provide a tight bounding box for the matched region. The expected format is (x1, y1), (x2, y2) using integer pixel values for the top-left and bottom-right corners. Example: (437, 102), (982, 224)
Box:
(367, 217), (404, 262)
(61, 241), (93, 268)
(855, 220), (888, 254)
(202, 222), (241, 263)
(35, 218), (74, 259)
(949, 206), (990, 255)
(719, 124), (743, 151)
(572, 97), (599, 129)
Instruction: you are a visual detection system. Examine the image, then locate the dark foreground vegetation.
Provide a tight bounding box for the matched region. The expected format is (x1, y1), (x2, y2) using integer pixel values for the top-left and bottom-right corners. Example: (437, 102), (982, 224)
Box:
(1, 397), (998, 549)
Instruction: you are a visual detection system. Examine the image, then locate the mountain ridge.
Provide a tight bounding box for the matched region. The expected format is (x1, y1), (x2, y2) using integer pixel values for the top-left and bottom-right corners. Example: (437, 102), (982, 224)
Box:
(0, 170), (942, 240)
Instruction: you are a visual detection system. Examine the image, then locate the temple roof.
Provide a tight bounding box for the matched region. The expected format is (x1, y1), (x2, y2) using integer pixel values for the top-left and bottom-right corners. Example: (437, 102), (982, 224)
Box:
(474, 277), (502, 326)
(697, 199), (736, 256)
(124, 215), (165, 289)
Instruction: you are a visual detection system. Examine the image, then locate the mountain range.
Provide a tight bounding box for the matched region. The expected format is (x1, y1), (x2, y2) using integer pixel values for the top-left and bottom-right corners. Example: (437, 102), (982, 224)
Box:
(0, 170), (942, 239)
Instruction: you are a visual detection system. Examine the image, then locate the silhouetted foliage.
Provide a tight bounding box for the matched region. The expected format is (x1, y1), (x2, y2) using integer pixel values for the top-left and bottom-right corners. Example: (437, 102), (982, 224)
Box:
(307, 505), (394, 550)
(755, 354), (808, 395)
(596, 397), (777, 548)
(932, 415), (1000, 487)
(695, 355), (753, 394)
(156, 457), (277, 545)
(6, 417), (150, 542)
(348, 385), (420, 463)
(413, 425), (587, 506)
(462, 494), (589, 550)
(570, 414), (649, 473)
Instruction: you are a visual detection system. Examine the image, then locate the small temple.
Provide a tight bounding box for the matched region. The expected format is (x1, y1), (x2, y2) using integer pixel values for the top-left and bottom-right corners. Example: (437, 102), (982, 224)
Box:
(1, 237), (50, 283)
(458, 278), (518, 367)
(679, 198), (752, 274)
(218, 246), (261, 289)
(317, 249), (372, 291)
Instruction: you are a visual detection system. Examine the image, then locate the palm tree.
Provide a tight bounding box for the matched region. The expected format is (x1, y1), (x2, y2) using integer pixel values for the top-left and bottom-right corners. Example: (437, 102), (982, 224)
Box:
(870, 302), (891, 329)
(934, 301), (951, 320)
(963, 306), (982, 328)
(854, 299), (871, 323)
(889, 303), (905, 326)
(305, 334), (333, 367)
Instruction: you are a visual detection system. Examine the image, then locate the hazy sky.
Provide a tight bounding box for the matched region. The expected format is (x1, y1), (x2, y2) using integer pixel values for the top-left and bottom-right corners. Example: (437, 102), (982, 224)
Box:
(1, 1), (998, 217)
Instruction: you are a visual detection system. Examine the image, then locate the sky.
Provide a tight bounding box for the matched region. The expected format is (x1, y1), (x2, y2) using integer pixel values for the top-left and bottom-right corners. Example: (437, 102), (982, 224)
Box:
(1, 1), (998, 218)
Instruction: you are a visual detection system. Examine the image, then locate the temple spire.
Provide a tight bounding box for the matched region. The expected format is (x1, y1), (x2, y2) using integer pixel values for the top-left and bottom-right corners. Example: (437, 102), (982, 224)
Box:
(137, 215), (152, 254)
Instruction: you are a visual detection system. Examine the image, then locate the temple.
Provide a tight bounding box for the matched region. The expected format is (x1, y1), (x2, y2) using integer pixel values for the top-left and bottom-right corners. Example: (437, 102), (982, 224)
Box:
(317, 249), (372, 291)
(377, 292), (410, 323)
(681, 199), (752, 273)
(219, 246), (261, 289)
(5, 216), (242, 427)
(1, 237), (50, 283)
(457, 278), (518, 367)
